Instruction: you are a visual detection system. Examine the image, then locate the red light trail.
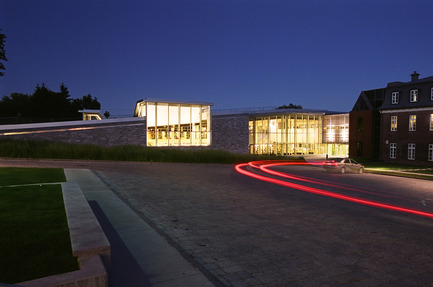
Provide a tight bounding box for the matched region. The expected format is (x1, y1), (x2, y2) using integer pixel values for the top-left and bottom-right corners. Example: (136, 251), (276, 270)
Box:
(235, 161), (433, 219)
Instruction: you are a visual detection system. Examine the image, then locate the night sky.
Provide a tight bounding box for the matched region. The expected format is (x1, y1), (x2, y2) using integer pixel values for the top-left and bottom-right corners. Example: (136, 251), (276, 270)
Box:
(1, 0), (432, 117)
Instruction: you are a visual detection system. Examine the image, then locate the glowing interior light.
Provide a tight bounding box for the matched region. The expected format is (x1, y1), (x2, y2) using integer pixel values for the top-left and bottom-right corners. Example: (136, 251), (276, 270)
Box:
(341, 128), (349, 142)
(327, 129), (335, 142)
(270, 119), (277, 133)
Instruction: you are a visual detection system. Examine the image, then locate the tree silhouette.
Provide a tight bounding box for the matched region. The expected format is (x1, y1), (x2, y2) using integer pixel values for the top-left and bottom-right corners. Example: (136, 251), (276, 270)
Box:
(0, 83), (102, 123)
(276, 103), (303, 110)
(0, 28), (7, 77)
(31, 83), (72, 120)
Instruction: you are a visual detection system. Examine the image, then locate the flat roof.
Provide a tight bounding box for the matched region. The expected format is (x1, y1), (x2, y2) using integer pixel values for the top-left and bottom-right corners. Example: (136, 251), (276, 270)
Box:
(136, 98), (214, 106)
(212, 107), (347, 116)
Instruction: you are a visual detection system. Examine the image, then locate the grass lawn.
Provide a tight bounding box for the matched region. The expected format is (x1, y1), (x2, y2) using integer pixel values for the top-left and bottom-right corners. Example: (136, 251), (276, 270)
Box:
(364, 162), (433, 180)
(0, 167), (66, 186)
(0, 168), (78, 284)
(364, 162), (432, 171)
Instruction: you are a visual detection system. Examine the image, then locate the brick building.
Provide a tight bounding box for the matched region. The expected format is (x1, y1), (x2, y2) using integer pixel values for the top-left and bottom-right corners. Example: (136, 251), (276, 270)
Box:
(379, 72), (433, 165)
(349, 88), (385, 161)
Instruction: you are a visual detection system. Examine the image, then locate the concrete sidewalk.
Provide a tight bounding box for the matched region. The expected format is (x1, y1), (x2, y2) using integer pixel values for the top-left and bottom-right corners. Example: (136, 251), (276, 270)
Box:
(64, 169), (217, 287)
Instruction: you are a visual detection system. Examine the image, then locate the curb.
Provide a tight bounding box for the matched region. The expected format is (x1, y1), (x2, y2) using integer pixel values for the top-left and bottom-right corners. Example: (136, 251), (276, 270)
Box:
(17, 182), (111, 287)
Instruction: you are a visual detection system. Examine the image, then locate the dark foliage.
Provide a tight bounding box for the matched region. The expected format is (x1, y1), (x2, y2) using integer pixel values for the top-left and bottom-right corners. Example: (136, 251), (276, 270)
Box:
(276, 103), (303, 110)
(0, 28), (7, 77)
(0, 83), (101, 124)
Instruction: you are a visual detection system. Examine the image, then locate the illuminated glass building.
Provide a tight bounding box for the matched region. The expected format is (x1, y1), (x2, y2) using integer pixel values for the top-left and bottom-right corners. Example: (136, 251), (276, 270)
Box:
(133, 100), (349, 156)
(247, 110), (349, 156)
(0, 99), (349, 158)
(134, 99), (212, 147)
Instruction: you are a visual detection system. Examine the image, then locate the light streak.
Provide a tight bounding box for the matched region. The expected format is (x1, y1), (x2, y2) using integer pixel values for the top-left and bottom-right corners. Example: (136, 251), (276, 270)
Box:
(235, 161), (433, 219)
(259, 162), (405, 201)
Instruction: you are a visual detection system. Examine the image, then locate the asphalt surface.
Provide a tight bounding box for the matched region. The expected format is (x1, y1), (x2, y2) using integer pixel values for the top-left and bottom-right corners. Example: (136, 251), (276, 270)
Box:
(2, 158), (433, 286)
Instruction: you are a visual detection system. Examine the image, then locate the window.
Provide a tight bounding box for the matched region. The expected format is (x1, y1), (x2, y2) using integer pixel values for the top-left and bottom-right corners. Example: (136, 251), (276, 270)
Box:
(429, 144), (433, 161)
(390, 116), (397, 131)
(357, 117), (363, 132)
(142, 101), (212, 147)
(431, 114), (433, 131)
(410, 89), (418, 102)
(409, 115), (416, 131)
(357, 142), (363, 156)
(408, 143), (416, 160)
(390, 143), (397, 159)
(392, 92), (399, 104)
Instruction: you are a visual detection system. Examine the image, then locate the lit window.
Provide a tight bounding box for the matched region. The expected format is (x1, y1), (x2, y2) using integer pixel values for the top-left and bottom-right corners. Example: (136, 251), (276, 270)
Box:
(408, 143), (416, 160)
(391, 92), (399, 104)
(409, 115), (416, 131)
(410, 90), (418, 102)
(390, 116), (397, 131)
(390, 143), (397, 159)
(429, 144), (433, 161)
(428, 144), (433, 161)
(431, 114), (433, 131)
(141, 101), (212, 147)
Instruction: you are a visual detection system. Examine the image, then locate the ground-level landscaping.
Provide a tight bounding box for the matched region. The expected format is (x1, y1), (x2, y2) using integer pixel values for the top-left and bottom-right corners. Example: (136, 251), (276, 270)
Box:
(0, 167), (78, 284)
(0, 138), (278, 164)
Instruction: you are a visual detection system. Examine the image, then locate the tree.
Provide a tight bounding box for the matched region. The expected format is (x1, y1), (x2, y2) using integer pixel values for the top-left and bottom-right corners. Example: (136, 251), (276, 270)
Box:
(104, 111), (110, 119)
(0, 28), (7, 77)
(71, 94), (101, 111)
(276, 103), (303, 110)
(0, 83), (102, 123)
(81, 94), (101, 109)
(0, 93), (31, 117)
(31, 83), (72, 119)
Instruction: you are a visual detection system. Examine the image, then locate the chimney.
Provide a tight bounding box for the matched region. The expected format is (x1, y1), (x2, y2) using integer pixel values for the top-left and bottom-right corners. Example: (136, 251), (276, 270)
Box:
(411, 71), (420, 82)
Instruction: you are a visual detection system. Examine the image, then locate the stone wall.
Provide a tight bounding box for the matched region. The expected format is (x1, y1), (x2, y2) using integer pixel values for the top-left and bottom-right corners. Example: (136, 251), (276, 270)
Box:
(0, 118), (147, 147)
(0, 114), (253, 154)
(211, 113), (249, 154)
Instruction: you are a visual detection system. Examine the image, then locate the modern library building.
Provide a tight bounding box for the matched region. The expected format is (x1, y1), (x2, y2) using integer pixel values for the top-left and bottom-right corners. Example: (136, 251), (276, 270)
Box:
(133, 98), (349, 157)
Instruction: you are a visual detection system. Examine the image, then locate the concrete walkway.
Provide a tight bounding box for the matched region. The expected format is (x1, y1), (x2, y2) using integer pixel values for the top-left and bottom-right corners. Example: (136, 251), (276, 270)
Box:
(64, 169), (217, 287)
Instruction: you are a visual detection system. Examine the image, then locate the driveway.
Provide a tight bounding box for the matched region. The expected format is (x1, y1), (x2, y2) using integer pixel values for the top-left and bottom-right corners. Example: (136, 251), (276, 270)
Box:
(2, 159), (433, 286)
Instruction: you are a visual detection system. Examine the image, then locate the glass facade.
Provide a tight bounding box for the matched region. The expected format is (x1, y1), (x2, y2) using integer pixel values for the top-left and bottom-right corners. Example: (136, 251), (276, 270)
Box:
(135, 100), (212, 147)
(249, 113), (349, 156)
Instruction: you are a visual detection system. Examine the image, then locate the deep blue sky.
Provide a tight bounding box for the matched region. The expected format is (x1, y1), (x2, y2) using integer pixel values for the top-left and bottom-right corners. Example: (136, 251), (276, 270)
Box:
(1, 0), (432, 116)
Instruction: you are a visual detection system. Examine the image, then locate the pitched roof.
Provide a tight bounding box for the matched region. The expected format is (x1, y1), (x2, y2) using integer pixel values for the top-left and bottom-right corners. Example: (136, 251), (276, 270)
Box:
(351, 88), (386, 111)
(379, 74), (433, 110)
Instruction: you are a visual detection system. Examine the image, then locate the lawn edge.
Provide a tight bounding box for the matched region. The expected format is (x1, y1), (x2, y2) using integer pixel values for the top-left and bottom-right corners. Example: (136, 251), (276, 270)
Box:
(18, 182), (110, 287)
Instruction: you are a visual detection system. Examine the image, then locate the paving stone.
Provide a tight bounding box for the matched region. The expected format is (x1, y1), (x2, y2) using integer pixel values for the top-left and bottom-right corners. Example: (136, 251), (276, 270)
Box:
(3, 159), (433, 286)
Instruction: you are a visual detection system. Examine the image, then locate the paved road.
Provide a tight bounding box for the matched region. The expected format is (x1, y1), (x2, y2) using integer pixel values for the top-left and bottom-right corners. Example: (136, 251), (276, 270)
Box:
(2, 159), (433, 286)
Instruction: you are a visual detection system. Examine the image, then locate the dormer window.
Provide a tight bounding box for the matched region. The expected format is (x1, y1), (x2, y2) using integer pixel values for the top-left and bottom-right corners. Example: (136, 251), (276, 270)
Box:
(410, 89), (418, 102)
(391, 92), (399, 104)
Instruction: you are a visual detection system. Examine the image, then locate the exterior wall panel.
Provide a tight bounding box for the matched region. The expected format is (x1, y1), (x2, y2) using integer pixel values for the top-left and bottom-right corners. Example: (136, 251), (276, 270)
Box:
(0, 118), (147, 147)
(211, 114), (249, 154)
